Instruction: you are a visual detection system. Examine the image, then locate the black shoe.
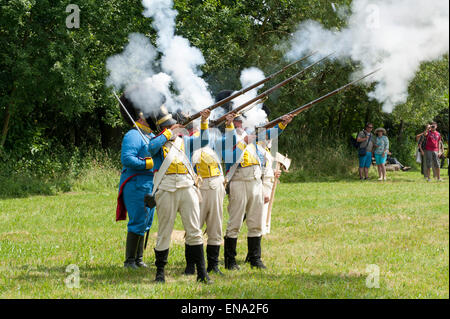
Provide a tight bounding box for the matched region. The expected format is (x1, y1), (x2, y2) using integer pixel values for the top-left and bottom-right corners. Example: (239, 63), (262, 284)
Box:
(188, 244), (212, 284)
(224, 237), (240, 270)
(124, 232), (140, 269)
(184, 244), (195, 275)
(135, 235), (148, 268)
(206, 245), (224, 275)
(154, 248), (169, 283)
(247, 236), (266, 269)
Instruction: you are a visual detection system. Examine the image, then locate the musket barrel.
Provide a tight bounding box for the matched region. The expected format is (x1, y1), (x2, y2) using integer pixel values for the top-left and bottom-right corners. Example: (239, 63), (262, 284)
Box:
(182, 52), (317, 126)
(210, 53), (333, 128)
(258, 68), (381, 130)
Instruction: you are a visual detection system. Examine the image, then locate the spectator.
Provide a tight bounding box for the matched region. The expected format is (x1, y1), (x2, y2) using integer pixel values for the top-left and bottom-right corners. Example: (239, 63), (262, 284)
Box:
(416, 124), (431, 177)
(356, 123), (374, 180)
(439, 138), (446, 168)
(373, 128), (389, 181)
(386, 154), (411, 171)
(447, 134), (449, 177)
(423, 122), (444, 182)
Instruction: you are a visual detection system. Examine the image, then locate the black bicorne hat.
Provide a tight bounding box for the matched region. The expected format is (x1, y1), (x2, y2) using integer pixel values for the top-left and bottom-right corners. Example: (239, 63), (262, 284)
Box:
(261, 103), (271, 117)
(215, 90), (235, 113)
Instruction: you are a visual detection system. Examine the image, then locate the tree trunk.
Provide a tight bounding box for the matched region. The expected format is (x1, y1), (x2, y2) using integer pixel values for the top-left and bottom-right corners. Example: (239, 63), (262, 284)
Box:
(1, 105), (11, 149)
(336, 107), (343, 137)
(397, 120), (404, 143)
(1, 86), (15, 149)
(364, 104), (371, 126)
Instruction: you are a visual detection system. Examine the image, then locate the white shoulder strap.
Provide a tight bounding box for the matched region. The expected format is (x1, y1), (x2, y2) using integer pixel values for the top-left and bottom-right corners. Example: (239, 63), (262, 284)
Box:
(225, 142), (260, 182)
(152, 137), (193, 195)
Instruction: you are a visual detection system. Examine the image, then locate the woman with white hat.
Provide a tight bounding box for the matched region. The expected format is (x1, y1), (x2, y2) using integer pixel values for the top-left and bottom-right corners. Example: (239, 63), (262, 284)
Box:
(373, 127), (389, 181)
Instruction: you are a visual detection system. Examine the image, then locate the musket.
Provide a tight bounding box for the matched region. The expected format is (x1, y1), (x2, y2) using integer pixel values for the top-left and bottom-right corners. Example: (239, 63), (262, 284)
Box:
(211, 97), (268, 127)
(113, 91), (149, 144)
(256, 68), (381, 130)
(210, 53), (334, 128)
(181, 51), (317, 126)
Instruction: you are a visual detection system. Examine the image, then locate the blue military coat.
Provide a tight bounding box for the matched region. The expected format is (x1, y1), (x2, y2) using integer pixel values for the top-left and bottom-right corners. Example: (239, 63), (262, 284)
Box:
(117, 128), (155, 236)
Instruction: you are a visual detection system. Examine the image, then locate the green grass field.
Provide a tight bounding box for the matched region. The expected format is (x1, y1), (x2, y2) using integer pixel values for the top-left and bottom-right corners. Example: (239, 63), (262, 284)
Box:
(0, 170), (448, 299)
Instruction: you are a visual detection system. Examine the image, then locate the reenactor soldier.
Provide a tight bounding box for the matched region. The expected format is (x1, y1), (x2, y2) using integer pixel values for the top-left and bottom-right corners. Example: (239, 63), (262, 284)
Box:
(116, 93), (157, 269)
(177, 106), (237, 276)
(223, 113), (293, 270)
(147, 105), (212, 284)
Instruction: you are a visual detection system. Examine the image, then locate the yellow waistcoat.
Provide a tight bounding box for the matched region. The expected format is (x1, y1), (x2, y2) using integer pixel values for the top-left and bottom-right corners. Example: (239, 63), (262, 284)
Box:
(196, 151), (221, 178)
(163, 140), (188, 174)
(240, 143), (260, 167)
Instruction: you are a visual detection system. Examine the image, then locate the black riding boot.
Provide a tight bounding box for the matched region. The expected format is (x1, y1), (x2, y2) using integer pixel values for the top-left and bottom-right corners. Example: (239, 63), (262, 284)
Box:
(206, 245), (224, 275)
(247, 236), (266, 269)
(154, 248), (169, 283)
(224, 236), (240, 270)
(124, 232), (140, 269)
(135, 235), (148, 268)
(184, 244), (195, 275)
(188, 244), (212, 284)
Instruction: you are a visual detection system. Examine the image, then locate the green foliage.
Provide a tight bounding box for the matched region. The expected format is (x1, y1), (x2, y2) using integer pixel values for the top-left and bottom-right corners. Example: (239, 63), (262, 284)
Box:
(280, 133), (358, 182)
(0, 147), (120, 198)
(0, 0), (448, 178)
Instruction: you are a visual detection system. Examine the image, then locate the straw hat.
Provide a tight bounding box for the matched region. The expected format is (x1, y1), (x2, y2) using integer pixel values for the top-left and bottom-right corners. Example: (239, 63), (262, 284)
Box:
(374, 127), (386, 134)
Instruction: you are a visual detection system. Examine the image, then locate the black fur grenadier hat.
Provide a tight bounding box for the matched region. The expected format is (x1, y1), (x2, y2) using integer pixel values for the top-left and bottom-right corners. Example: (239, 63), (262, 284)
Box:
(119, 93), (157, 131)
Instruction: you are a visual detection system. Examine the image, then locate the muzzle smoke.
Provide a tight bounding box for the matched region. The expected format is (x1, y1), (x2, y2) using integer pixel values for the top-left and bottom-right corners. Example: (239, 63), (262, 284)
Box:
(285, 0), (449, 113)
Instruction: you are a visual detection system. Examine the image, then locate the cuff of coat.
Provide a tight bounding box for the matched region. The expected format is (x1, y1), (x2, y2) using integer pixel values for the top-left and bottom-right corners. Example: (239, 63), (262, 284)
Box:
(201, 122), (209, 130)
(236, 141), (247, 150)
(162, 129), (173, 141)
(225, 123), (235, 130)
(278, 122), (287, 130)
(145, 158), (154, 170)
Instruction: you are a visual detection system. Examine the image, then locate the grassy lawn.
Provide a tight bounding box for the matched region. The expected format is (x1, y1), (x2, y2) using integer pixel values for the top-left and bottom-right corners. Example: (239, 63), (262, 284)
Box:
(0, 170), (448, 299)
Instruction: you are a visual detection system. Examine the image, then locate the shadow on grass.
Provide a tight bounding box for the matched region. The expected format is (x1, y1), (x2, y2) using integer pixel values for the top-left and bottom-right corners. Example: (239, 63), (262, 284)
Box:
(280, 169), (449, 184)
(11, 263), (371, 298)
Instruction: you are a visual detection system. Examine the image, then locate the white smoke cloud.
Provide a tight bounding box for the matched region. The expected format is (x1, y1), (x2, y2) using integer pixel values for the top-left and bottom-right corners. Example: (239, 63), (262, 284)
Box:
(124, 73), (173, 119)
(142, 0), (214, 113)
(285, 0), (449, 113)
(209, 67), (268, 127)
(236, 67), (268, 130)
(105, 33), (157, 91)
(106, 0), (214, 118)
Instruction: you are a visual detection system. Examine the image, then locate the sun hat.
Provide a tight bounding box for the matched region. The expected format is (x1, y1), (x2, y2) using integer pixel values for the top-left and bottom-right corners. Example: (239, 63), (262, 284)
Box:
(374, 127), (386, 134)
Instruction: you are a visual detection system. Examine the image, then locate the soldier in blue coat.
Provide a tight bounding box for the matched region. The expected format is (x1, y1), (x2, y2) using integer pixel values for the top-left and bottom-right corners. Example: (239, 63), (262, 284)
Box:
(116, 94), (157, 269)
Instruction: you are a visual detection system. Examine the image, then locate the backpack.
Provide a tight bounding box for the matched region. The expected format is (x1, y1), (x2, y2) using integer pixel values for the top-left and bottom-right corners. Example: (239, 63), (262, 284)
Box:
(357, 131), (372, 157)
(418, 134), (427, 150)
(350, 136), (360, 149)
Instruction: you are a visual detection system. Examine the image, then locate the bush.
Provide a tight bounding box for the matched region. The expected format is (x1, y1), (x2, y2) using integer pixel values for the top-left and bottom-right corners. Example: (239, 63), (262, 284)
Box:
(279, 133), (358, 183)
(0, 146), (121, 198)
